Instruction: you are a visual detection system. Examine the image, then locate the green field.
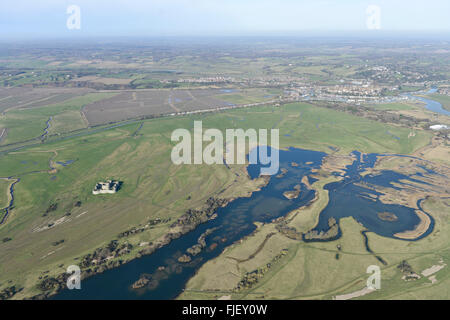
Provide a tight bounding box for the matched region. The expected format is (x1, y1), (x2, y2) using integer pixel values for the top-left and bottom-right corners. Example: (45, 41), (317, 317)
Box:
(0, 101), (433, 299)
(218, 88), (281, 105)
(1, 37), (449, 301)
(365, 102), (417, 111)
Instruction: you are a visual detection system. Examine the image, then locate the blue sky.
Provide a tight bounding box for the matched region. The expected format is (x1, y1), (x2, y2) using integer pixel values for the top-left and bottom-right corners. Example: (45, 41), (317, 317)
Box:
(1, 0), (449, 38)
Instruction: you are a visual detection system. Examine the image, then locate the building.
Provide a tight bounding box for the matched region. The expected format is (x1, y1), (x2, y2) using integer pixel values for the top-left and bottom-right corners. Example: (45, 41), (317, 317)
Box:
(92, 180), (120, 195)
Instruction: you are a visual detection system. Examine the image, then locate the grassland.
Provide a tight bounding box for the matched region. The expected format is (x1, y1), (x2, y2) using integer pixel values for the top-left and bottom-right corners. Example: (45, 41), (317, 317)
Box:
(365, 102), (417, 111)
(0, 100), (434, 299)
(239, 103), (430, 154)
(82, 88), (281, 125)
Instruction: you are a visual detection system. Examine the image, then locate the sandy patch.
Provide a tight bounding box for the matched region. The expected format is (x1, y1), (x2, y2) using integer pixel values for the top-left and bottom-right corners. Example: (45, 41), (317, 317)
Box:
(394, 210), (431, 240)
(320, 154), (354, 175)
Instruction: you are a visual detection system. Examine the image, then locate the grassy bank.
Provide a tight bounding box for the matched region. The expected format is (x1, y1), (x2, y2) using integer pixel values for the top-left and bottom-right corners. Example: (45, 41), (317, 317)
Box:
(0, 101), (433, 299)
(180, 193), (450, 300)
(427, 93), (450, 112)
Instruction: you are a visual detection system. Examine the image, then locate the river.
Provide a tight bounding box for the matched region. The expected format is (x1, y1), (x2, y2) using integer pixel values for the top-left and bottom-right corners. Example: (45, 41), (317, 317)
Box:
(0, 178), (20, 225)
(53, 147), (435, 300)
(410, 88), (450, 117)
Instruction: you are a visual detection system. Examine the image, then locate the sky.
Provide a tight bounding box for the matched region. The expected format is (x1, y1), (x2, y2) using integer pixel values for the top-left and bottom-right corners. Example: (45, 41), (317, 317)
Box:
(1, 0), (450, 39)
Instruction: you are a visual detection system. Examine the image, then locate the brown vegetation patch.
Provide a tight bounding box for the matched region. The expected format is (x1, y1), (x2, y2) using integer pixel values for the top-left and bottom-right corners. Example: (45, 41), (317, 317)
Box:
(394, 210), (431, 240)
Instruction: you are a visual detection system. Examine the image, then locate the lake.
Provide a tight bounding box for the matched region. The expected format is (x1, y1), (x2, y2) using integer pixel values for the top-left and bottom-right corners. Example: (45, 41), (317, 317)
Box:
(53, 147), (434, 299)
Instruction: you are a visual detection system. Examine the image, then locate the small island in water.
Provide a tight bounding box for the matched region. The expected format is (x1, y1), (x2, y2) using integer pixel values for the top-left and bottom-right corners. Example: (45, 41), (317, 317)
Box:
(377, 211), (398, 222)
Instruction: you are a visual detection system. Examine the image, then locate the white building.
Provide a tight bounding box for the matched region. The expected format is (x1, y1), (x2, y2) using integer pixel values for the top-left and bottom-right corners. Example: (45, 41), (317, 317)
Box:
(92, 180), (120, 195)
(429, 124), (449, 131)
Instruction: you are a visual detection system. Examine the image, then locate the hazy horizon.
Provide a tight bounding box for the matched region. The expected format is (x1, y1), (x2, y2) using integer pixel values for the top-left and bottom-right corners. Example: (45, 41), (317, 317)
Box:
(1, 0), (450, 39)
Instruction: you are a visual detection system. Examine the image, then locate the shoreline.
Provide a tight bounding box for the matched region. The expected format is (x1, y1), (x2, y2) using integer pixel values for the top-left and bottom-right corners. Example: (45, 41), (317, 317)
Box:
(29, 175), (271, 300)
(394, 209), (432, 240)
(0, 178), (19, 225)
